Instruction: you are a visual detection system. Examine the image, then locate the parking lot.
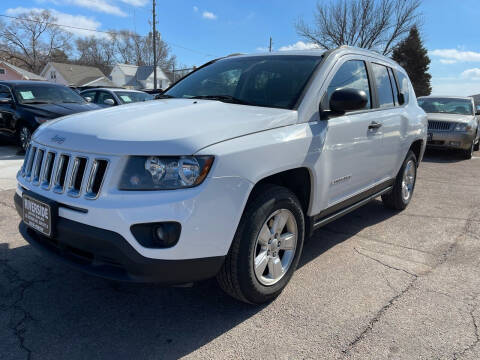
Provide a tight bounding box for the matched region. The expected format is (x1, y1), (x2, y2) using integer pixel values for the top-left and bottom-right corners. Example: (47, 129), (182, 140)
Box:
(0, 145), (479, 360)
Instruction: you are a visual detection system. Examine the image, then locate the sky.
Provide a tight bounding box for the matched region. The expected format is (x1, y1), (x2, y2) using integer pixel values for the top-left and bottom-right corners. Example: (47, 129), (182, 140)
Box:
(1, 0), (480, 96)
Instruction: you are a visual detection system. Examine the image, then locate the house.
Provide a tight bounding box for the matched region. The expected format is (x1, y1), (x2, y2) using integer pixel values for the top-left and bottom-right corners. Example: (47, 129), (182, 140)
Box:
(0, 60), (45, 81)
(110, 64), (172, 90)
(40, 62), (115, 88)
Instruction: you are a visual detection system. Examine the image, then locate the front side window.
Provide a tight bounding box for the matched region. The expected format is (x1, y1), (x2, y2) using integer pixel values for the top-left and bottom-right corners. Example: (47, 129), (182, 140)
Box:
(165, 55), (323, 109)
(13, 84), (86, 104)
(0, 85), (12, 99)
(417, 98), (474, 115)
(371, 63), (394, 108)
(323, 60), (371, 111)
(96, 91), (116, 105)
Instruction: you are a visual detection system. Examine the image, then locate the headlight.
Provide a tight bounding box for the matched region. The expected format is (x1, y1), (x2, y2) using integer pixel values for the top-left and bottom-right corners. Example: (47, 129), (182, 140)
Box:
(119, 156), (214, 190)
(34, 116), (50, 124)
(454, 123), (471, 132)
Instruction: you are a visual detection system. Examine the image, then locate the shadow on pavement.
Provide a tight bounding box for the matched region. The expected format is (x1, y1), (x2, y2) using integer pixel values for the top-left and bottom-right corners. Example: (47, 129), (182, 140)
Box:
(2, 199), (397, 359)
(0, 144), (24, 161)
(422, 148), (471, 163)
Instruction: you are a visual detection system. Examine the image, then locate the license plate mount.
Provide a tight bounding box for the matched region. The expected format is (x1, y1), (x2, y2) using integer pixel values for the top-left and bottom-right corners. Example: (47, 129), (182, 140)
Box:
(22, 191), (57, 238)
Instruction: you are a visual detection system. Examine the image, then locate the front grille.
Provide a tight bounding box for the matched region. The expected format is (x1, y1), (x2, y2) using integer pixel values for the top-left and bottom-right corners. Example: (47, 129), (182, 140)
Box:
(428, 120), (452, 131)
(21, 143), (109, 200)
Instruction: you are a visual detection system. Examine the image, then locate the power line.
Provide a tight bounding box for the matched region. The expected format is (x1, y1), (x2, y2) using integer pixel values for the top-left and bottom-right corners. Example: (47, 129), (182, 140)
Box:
(0, 13), (217, 58)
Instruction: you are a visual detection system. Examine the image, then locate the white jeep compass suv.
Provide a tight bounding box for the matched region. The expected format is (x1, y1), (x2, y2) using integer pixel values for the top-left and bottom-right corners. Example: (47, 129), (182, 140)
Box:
(15, 46), (427, 304)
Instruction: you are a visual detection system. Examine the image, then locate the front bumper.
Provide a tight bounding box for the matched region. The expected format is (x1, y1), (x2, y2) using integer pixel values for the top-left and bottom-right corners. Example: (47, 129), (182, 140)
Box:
(427, 131), (475, 150)
(15, 193), (224, 283)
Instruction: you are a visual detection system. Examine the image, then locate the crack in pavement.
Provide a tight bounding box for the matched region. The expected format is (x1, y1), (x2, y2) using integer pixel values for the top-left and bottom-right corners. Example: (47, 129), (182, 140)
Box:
(0, 258), (49, 360)
(342, 212), (475, 357)
(453, 305), (480, 359)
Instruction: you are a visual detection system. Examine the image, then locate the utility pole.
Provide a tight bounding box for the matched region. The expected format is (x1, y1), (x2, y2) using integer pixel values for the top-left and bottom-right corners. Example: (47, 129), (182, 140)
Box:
(269, 37), (272, 52)
(152, 0), (157, 90)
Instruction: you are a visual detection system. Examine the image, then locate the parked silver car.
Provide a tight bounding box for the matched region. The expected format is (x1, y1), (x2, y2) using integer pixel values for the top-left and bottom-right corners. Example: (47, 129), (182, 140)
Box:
(418, 96), (480, 159)
(80, 88), (154, 108)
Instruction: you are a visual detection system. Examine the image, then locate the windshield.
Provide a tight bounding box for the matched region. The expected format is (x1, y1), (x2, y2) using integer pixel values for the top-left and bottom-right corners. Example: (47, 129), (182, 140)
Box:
(114, 91), (154, 104)
(14, 84), (86, 105)
(418, 97), (473, 115)
(164, 55), (323, 109)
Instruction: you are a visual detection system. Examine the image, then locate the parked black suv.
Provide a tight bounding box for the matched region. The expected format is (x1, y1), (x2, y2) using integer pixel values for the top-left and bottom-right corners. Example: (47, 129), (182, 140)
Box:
(0, 81), (100, 150)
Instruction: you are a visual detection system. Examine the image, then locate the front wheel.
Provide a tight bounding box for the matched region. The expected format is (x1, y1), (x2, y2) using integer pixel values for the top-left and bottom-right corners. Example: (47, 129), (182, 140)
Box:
(382, 150), (417, 210)
(462, 141), (474, 160)
(217, 185), (305, 304)
(17, 125), (32, 152)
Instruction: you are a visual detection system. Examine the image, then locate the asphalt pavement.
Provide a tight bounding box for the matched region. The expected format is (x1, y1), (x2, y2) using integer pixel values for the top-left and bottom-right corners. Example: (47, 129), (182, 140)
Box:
(1, 145), (480, 359)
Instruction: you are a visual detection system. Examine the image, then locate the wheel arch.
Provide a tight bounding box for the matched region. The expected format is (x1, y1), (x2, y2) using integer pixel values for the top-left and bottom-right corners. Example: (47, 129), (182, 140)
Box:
(409, 139), (424, 165)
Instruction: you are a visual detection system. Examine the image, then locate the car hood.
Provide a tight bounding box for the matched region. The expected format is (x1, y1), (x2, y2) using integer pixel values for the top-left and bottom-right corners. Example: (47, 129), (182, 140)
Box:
(33, 99), (298, 155)
(21, 102), (101, 118)
(426, 113), (474, 123)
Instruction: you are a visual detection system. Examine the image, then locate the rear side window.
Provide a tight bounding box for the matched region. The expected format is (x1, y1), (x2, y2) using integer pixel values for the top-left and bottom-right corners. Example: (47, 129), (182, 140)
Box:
(388, 68), (399, 105)
(0, 85), (11, 99)
(323, 60), (371, 111)
(396, 71), (410, 105)
(371, 63), (394, 108)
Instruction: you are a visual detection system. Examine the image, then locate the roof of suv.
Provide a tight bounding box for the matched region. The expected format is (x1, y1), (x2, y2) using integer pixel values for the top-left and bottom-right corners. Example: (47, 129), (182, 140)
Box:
(0, 80), (65, 87)
(418, 96), (473, 101)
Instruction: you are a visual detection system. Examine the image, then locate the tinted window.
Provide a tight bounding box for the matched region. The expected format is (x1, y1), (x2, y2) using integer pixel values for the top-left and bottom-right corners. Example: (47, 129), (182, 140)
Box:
(81, 91), (96, 101)
(165, 55), (322, 109)
(0, 85), (11, 99)
(396, 71), (410, 104)
(371, 63), (394, 108)
(388, 68), (399, 105)
(97, 91), (116, 105)
(324, 60), (371, 110)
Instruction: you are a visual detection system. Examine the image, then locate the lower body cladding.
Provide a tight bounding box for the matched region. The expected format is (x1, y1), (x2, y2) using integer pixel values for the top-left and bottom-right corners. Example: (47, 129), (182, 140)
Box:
(14, 175), (253, 284)
(427, 130), (476, 150)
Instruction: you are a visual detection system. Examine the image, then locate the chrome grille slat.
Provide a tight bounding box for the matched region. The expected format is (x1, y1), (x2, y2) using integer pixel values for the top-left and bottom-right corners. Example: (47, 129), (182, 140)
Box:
(428, 120), (452, 131)
(20, 142), (109, 200)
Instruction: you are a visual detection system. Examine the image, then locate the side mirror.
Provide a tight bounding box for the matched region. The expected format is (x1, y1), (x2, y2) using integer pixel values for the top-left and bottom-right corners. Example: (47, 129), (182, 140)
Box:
(329, 88), (368, 114)
(84, 96), (92, 103)
(104, 98), (115, 106)
(0, 97), (12, 104)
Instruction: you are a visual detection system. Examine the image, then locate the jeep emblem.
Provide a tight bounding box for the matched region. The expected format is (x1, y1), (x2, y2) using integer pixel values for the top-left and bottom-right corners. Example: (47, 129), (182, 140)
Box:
(51, 135), (66, 144)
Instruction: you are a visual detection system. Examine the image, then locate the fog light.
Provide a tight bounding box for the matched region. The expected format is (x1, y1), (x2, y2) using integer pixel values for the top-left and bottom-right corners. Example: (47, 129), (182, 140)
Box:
(153, 223), (180, 248)
(130, 222), (181, 248)
(449, 141), (461, 147)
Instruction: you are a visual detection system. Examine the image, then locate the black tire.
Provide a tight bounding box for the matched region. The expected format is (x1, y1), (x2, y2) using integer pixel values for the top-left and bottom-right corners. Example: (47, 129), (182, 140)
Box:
(217, 185), (305, 304)
(382, 150), (417, 211)
(462, 141), (474, 160)
(17, 125), (32, 152)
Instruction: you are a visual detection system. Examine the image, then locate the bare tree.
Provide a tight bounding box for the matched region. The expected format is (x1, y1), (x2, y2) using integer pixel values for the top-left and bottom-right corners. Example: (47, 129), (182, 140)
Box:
(75, 35), (117, 74)
(0, 10), (72, 73)
(296, 0), (421, 55)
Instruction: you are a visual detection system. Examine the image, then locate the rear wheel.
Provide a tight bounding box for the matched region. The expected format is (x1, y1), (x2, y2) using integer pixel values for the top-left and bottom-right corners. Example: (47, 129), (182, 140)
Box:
(217, 185), (305, 304)
(382, 150), (417, 210)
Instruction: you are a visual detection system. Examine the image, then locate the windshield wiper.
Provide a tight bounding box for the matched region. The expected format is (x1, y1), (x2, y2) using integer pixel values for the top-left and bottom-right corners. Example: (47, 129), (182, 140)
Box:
(191, 95), (251, 105)
(156, 94), (175, 99)
(61, 101), (82, 103)
(23, 101), (52, 104)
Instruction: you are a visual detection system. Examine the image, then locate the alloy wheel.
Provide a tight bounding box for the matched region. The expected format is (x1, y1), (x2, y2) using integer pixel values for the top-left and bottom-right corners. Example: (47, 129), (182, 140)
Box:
(19, 127), (31, 151)
(401, 159), (416, 202)
(253, 209), (298, 286)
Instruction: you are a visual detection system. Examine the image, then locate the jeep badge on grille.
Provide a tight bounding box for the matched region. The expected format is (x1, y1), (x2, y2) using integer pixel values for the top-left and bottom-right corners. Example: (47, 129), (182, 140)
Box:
(51, 135), (66, 144)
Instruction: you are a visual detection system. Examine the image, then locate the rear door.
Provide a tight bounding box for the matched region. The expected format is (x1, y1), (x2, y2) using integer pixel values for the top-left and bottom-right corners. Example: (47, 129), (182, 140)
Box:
(318, 57), (384, 207)
(368, 63), (404, 179)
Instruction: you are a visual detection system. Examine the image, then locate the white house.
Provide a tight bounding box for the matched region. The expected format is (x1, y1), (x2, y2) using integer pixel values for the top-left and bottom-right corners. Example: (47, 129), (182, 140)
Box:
(40, 62), (115, 87)
(110, 64), (172, 90)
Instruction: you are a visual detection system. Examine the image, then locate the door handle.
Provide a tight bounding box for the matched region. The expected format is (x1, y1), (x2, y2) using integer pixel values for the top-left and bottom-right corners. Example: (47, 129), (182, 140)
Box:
(368, 121), (382, 130)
